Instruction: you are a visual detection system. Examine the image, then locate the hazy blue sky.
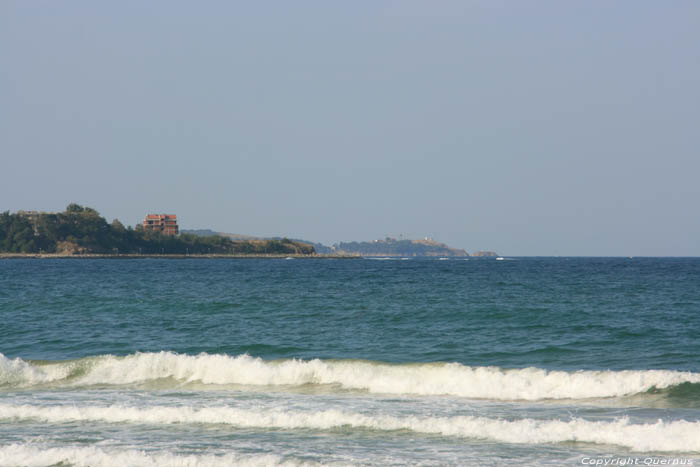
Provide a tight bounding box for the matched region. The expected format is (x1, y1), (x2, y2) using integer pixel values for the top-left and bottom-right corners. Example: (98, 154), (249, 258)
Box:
(2, 1), (699, 255)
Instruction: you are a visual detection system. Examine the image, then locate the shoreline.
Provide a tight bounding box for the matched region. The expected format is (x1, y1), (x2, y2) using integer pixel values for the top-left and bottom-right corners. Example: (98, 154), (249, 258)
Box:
(0, 253), (359, 260)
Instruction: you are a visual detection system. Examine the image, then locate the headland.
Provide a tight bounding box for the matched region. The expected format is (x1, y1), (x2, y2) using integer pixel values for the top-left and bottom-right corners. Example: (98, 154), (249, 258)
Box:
(1, 204), (496, 258)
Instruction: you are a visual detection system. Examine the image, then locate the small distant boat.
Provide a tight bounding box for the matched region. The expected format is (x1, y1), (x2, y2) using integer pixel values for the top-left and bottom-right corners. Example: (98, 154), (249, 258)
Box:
(438, 257), (449, 261)
(285, 257), (295, 260)
(496, 257), (505, 261)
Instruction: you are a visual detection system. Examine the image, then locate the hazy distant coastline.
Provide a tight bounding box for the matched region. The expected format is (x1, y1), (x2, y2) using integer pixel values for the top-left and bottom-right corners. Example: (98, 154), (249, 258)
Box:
(0, 205), (495, 258)
(182, 231), (489, 258)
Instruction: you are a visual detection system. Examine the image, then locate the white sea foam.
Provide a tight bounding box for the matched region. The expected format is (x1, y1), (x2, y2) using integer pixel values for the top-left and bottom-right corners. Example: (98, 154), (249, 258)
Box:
(2, 352), (700, 400)
(1, 403), (699, 452)
(0, 354), (75, 386)
(0, 444), (316, 467)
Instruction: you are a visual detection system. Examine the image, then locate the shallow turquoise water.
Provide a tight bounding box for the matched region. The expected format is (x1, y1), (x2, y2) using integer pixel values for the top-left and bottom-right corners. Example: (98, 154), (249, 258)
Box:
(1, 257), (699, 465)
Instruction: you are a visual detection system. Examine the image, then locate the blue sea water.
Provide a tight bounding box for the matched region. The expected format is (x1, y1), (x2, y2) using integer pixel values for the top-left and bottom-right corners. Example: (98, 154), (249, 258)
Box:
(1, 257), (699, 466)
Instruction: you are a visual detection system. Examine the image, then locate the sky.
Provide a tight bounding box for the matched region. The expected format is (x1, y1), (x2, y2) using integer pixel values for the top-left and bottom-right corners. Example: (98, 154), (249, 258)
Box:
(2, 1), (699, 256)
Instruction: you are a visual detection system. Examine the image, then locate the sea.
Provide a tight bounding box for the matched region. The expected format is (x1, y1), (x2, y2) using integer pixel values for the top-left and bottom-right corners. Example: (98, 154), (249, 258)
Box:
(1, 257), (699, 466)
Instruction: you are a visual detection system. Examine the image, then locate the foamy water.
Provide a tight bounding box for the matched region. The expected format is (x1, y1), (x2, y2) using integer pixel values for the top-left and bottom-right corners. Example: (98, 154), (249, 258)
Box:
(3, 351), (700, 461)
(0, 444), (317, 467)
(2, 402), (699, 452)
(4, 352), (700, 401)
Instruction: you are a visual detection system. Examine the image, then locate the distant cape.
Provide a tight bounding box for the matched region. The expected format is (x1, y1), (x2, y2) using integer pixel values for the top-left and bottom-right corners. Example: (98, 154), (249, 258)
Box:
(328, 238), (469, 257)
(182, 231), (498, 257)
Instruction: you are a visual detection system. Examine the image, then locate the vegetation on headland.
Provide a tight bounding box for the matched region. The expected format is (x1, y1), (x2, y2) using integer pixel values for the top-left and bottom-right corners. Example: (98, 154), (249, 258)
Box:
(0, 204), (314, 255)
(330, 237), (469, 257)
(183, 231), (473, 257)
(471, 250), (499, 257)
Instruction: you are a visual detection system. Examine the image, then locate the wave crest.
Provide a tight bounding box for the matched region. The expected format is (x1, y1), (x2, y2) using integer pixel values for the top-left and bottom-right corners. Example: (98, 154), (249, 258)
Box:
(2, 352), (700, 401)
(1, 404), (699, 453)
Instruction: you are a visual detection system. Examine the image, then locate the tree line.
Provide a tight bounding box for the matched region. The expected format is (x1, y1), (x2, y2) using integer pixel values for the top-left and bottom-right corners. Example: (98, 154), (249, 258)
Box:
(0, 204), (314, 255)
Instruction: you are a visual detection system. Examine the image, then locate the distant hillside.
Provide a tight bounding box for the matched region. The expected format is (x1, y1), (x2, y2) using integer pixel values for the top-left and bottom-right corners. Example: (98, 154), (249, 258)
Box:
(471, 250), (499, 257)
(181, 229), (256, 240)
(185, 230), (475, 257)
(332, 237), (468, 257)
(185, 230), (329, 254)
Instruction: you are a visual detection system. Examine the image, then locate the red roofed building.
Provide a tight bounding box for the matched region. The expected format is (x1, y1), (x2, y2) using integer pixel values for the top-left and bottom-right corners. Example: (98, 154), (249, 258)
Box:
(143, 214), (179, 235)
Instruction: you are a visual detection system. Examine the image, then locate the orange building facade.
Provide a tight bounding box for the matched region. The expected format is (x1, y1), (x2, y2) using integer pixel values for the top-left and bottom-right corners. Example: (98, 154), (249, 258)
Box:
(143, 214), (179, 235)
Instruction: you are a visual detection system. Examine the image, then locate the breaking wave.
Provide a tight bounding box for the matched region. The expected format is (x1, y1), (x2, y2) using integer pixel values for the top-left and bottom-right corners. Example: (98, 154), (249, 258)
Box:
(2, 351), (700, 401)
(1, 403), (699, 452)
